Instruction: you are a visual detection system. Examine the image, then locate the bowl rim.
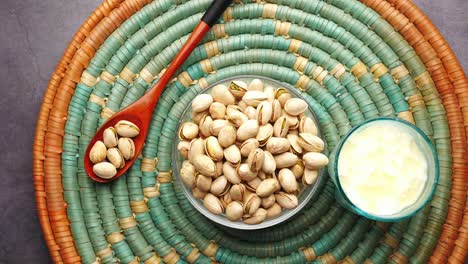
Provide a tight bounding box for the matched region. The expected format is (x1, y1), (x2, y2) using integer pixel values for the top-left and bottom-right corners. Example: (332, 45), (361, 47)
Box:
(332, 117), (440, 222)
(172, 75), (326, 230)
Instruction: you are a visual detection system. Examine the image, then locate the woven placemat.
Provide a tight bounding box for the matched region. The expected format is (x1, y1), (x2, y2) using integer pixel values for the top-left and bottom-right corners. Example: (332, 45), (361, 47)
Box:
(33, 0), (467, 263)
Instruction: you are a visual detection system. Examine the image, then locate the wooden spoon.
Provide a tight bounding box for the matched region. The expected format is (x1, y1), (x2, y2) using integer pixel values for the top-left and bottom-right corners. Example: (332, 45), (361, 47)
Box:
(84, 0), (233, 183)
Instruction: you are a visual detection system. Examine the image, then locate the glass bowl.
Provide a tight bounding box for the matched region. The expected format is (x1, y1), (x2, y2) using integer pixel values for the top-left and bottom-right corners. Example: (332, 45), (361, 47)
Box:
(172, 75), (326, 230)
(328, 117), (439, 222)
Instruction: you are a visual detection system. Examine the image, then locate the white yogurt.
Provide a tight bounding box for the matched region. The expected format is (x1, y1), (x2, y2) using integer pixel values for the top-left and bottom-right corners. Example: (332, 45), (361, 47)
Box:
(338, 122), (428, 216)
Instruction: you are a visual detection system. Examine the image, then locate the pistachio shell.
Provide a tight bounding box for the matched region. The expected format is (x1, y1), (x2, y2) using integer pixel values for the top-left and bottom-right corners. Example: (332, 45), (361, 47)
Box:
(229, 184), (246, 201)
(115, 120), (140, 138)
(290, 161), (305, 179)
(266, 203), (282, 218)
(275, 192), (298, 209)
(228, 81), (247, 99)
(196, 174), (212, 192)
(274, 152), (299, 168)
(203, 193), (224, 215)
(211, 84), (235, 105)
(191, 155), (217, 177)
(298, 133), (325, 152)
(118, 137), (135, 160)
(204, 136), (224, 161)
(237, 120), (259, 141)
(199, 115), (213, 137)
(289, 129), (299, 135)
(237, 100), (247, 111)
(218, 125), (237, 147)
(303, 169), (319, 185)
(278, 169), (298, 193)
(240, 138), (260, 157)
(248, 78), (264, 91)
(256, 101), (272, 125)
(178, 122), (199, 140)
(93, 162), (117, 179)
(256, 178), (280, 197)
(264, 86), (275, 102)
(287, 134), (303, 155)
(221, 193), (232, 208)
(299, 116), (318, 135)
(276, 89), (292, 107)
(209, 102), (226, 119)
(247, 148), (265, 172)
(223, 162), (241, 184)
(283, 111), (299, 129)
(261, 151), (276, 174)
(284, 98), (308, 116)
(244, 106), (257, 120)
(89, 141), (107, 164)
(273, 116), (289, 137)
(210, 176), (230, 196)
(258, 171), (267, 180)
(210, 119), (229, 136)
(303, 152), (329, 169)
(224, 145), (241, 167)
(226, 201), (244, 221)
(192, 94), (213, 112)
(177, 140), (190, 159)
(243, 193), (261, 215)
(271, 99), (282, 122)
(246, 177), (261, 192)
(103, 127), (118, 148)
(192, 110), (208, 124)
(192, 187), (207, 199)
(242, 91), (268, 107)
(256, 124), (273, 146)
(216, 161), (223, 177)
(237, 163), (258, 181)
(226, 107), (248, 127)
(261, 194), (276, 209)
(243, 208), (267, 224)
(188, 138), (205, 162)
(107, 148), (125, 169)
(266, 137), (291, 154)
(180, 162), (196, 187)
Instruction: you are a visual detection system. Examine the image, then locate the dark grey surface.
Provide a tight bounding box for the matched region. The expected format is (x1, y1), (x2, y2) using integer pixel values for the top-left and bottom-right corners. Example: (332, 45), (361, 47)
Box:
(0, 0), (466, 263)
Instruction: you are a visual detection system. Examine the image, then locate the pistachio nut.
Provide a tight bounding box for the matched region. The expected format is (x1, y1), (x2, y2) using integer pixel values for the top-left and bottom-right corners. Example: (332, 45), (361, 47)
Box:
(298, 133), (325, 152)
(243, 193), (261, 215)
(188, 138), (205, 162)
(275, 88), (292, 107)
(229, 80), (247, 99)
(299, 116), (318, 135)
(303, 152), (329, 169)
(192, 94), (213, 112)
(243, 208), (267, 225)
(237, 163), (257, 181)
(266, 137), (291, 154)
(178, 122), (199, 140)
(275, 192), (298, 209)
(303, 169), (318, 185)
(237, 120), (259, 141)
(223, 162), (241, 184)
(209, 102), (226, 119)
(271, 99), (282, 122)
(244, 106), (257, 120)
(247, 148), (265, 172)
(224, 145), (241, 167)
(266, 203), (282, 218)
(226, 201), (244, 221)
(261, 194), (276, 209)
(290, 161), (305, 179)
(287, 134), (303, 155)
(192, 187), (207, 199)
(230, 184), (246, 201)
(284, 98), (308, 116)
(192, 110), (208, 124)
(218, 125), (236, 148)
(242, 91), (268, 107)
(93, 162), (117, 179)
(199, 115), (213, 137)
(221, 192), (232, 208)
(211, 84), (236, 105)
(240, 138), (260, 157)
(195, 174), (212, 192)
(204, 136), (224, 161)
(107, 148), (125, 169)
(278, 169), (298, 193)
(115, 120), (140, 138)
(273, 116), (289, 137)
(117, 138), (135, 160)
(210, 176), (230, 196)
(89, 141), (107, 164)
(203, 193), (224, 215)
(191, 155), (217, 177)
(274, 152), (299, 168)
(246, 177), (261, 192)
(103, 127), (119, 148)
(256, 178), (280, 197)
(210, 119), (230, 136)
(180, 161), (196, 187)
(256, 101), (272, 125)
(256, 124), (273, 146)
(261, 151), (276, 174)
(226, 107), (248, 127)
(248, 78), (264, 91)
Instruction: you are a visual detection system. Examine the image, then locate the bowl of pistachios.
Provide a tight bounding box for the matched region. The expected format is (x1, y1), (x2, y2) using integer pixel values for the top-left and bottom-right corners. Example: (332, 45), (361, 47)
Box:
(173, 75), (328, 229)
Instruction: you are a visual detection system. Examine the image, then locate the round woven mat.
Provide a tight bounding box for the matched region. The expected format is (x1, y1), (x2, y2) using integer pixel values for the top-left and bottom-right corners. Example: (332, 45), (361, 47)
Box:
(33, 0), (467, 263)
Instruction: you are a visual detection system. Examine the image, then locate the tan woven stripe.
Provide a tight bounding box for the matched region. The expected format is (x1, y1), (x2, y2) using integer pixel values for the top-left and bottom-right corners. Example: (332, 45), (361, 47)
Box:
(178, 71), (193, 88)
(158, 171), (173, 183)
(293, 56), (308, 72)
(200, 59), (213, 73)
(144, 254), (161, 264)
(81, 71), (98, 86)
(101, 107), (115, 119)
(186, 247), (201, 264)
(370, 63), (388, 79)
(414, 71), (433, 87)
(389, 252), (407, 264)
(89, 94), (106, 107)
(91, 259), (100, 264)
(375, 222), (390, 231)
(198, 78), (209, 89)
(340, 256), (356, 264)
(141, 157), (158, 172)
(222, 7), (233, 21)
(313, 66), (328, 84)
(390, 65), (409, 81)
(131, 200), (148, 213)
(275, 21), (291, 36)
(140, 68), (155, 84)
(319, 253), (336, 264)
(407, 93), (423, 104)
(262, 4), (277, 18)
(384, 234), (399, 248)
(96, 247), (113, 259)
(212, 24), (226, 38)
(288, 39), (301, 53)
(100, 70), (116, 84)
(107, 232), (124, 244)
(120, 67), (136, 83)
(205, 41), (219, 58)
(202, 241), (219, 257)
(163, 249), (180, 264)
(398, 111), (415, 124)
(350, 61), (367, 79)
(119, 216), (137, 229)
(301, 247), (316, 261)
(143, 185), (160, 198)
(363, 259), (373, 264)
(129, 257), (140, 264)
(330, 63), (346, 80)
(296, 75), (310, 91)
